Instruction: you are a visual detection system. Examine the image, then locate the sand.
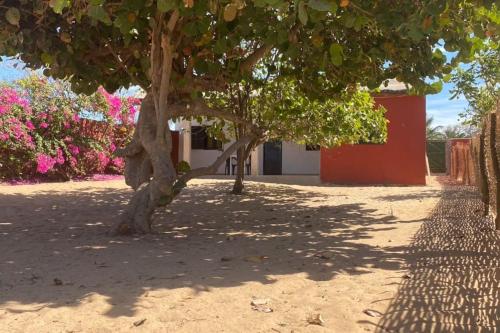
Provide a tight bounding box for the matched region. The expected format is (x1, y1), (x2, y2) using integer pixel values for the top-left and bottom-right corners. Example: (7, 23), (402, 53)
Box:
(0, 176), (471, 332)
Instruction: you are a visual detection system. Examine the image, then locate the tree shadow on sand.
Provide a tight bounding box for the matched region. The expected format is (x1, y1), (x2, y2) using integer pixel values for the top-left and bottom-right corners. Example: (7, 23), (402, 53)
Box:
(0, 181), (417, 319)
(367, 186), (500, 333)
(373, 190), (442, 202)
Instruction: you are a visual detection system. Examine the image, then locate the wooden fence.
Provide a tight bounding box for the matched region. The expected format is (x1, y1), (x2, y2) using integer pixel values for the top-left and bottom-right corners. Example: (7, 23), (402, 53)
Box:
(449, 140), (475, 186)
(470, 104), (500, 230)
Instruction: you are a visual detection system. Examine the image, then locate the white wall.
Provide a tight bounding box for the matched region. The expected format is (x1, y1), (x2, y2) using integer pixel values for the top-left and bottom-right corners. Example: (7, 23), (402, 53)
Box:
(190, 147), (228, 174)
(177, 117), (320, 175)
(255, 141), (320, 175)
(177, 120), (191, 165)
(282, 142), (320, 175)
(186, 119), (232, 174)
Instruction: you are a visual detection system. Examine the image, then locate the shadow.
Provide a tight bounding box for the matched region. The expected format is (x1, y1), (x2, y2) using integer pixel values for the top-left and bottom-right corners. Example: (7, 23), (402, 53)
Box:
(200, 175), (322, 186)
(373, 191), (442, 202)
(372, 186), (500, 333)
(0, 180), (417, 321)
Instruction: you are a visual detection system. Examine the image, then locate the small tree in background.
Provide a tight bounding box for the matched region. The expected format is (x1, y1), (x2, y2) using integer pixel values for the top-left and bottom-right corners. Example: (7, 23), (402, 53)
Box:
(205, 78), (387, 194)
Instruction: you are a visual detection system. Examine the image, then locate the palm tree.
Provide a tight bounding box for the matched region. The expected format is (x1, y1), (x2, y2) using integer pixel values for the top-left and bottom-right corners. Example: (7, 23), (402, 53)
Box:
(442, 125), (465, 139)
(426, 116), (444, 140)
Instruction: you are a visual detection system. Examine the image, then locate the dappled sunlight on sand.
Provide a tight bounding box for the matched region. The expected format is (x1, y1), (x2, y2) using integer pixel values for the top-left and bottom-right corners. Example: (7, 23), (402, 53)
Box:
(0, 178), (444, 332)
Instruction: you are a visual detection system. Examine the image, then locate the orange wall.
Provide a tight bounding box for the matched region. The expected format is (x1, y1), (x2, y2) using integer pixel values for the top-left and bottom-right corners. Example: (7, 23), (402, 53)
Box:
(320, 95), (427, 185)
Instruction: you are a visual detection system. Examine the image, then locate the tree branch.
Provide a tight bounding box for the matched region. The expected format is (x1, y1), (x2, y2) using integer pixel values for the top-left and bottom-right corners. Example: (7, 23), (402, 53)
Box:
(115, 139), (143, 158)
(105, 44), (148, 89)
(239, 44), (273, 74)
(244, 137), (260, 160)
(157, 9), (180, 139)
(177, 135), (254, 183)
(169, 100), (262, 135)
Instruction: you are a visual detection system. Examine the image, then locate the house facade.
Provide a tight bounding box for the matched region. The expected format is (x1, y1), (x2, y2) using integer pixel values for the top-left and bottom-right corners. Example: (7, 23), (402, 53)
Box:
(173, 120), (320, 176)
(172, 82), (427, 185)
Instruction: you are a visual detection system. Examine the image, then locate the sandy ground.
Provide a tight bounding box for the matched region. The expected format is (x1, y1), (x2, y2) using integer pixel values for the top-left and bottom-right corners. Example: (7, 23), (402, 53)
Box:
(0, 176), (483, 332)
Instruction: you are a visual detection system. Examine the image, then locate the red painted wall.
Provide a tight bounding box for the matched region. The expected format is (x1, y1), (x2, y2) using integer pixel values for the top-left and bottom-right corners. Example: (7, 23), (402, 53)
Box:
(320, 95), (427, 185)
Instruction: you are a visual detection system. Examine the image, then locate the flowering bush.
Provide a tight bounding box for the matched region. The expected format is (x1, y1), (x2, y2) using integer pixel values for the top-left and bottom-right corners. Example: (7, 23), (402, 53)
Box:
(0, 75), (140, 181)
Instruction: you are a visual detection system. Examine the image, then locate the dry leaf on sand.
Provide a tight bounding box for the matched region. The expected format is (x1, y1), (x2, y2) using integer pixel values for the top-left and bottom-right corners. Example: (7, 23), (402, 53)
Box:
(363, 309), (383, 317)
(307, 313), (325, 326)
(251, 298), (273, 313)
(133, 318), (146, 327)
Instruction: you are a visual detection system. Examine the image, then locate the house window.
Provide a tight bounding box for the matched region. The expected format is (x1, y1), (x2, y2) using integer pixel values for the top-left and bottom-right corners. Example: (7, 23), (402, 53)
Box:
(306, 144), (320, 151)
(191, 126), (222, 150)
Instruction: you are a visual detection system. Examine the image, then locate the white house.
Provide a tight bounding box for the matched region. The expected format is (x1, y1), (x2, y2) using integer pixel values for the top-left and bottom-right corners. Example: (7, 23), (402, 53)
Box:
(173, 120), (320, 176)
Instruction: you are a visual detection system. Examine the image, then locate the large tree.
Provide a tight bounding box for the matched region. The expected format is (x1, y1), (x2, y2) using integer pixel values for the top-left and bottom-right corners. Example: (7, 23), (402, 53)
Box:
(0, 0), (496, 233)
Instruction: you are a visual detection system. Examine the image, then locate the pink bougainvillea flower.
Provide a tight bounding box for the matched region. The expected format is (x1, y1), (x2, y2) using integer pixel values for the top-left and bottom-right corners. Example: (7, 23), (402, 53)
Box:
(112, 157), (125, 168)
(68, 144), (80, 155)
(72, 113), (81, 122)
(0, 133), (9, 140)
(125, 97), (141, 123)
(99, 87), (122, 121)
(25, 120), (35, 130)
(56, 148), (65, 165)
(10, 122), (24, 139)
(69, 157), (78, 168)
(0, 87), (31, 115)
(68, 144), (80, 156)
(39, 122), (49, 129)
(25, 136), (35, 150)
(109, 143), (116, 152)
(36, 154), (56, 174)
(96, 151), (110, 169)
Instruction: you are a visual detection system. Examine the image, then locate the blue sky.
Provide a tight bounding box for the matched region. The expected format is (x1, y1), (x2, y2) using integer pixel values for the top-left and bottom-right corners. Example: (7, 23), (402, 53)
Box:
(0, 57), (32, 82)
(0, 57), (467, 127)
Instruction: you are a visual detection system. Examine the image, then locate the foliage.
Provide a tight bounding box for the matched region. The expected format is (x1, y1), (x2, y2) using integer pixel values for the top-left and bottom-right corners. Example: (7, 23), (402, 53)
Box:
(449, 43), (499, 126)
(441, 125), (475, 139)
(205, 79), (387, 147)
(426, 116), (476, 140)
(177, 160), (191, 174)
(254, 80), (387, 146)
(0, 1), (496, 96)
(0, 75), (139, 181)
(448, 5), (499, 126)
(426, 116), (444, 140)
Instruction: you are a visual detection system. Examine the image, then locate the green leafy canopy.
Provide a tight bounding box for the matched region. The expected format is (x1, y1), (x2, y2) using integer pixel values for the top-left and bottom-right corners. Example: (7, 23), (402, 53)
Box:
(0, 0), (497, 98)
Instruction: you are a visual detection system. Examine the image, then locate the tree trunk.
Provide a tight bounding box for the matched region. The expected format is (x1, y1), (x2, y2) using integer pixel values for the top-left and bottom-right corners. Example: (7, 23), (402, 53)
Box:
(113, 94), (177, 235)
(113, 95), (255, 234)
(232, 146), (246, 194)
(232, 138), (256, 194)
